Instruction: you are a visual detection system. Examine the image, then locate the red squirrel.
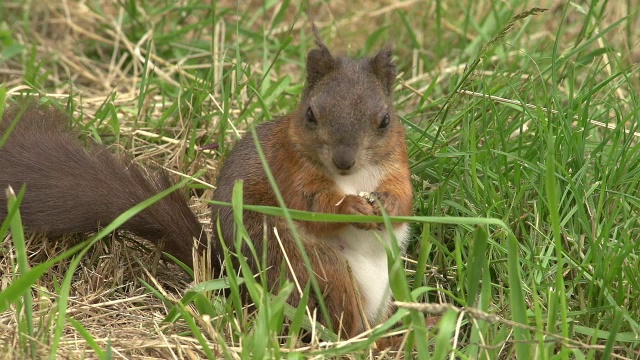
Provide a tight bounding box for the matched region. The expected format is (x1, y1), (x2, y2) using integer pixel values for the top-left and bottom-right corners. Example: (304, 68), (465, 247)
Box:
(0, 37), (412, 338)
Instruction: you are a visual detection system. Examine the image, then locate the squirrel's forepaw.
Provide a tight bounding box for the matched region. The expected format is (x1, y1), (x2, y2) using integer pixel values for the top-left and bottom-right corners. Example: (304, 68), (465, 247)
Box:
(369, 191), (396, 215)
(338, 194), (381, 230)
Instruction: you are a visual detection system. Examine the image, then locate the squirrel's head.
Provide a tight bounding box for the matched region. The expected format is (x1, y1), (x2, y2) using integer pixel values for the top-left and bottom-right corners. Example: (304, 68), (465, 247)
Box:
(290, 41), (402, 178)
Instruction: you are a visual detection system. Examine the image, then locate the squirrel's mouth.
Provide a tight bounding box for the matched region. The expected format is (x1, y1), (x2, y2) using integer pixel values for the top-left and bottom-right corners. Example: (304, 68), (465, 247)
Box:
(335, 166), (357, 176)
(332, 162), (357, 176)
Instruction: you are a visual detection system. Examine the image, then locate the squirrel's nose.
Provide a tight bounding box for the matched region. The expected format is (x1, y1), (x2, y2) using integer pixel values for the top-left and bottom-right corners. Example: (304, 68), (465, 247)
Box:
(332, 152), (355, 171)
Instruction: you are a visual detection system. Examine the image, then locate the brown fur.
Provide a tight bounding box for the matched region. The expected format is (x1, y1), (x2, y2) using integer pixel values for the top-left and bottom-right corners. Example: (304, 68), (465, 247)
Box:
(0, 104), (204, 267)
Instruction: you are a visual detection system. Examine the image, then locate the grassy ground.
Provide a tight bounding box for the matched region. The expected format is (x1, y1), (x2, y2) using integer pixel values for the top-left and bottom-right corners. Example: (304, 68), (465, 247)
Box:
(1, 0), (640, 358)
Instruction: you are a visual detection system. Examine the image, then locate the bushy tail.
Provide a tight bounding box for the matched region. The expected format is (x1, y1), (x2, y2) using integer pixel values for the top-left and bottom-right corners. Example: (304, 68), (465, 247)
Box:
(0, 104), (204, 267)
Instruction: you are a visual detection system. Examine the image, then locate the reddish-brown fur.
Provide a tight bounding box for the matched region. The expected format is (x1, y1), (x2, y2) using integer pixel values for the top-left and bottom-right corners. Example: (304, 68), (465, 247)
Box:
(210, 41), (412, 336)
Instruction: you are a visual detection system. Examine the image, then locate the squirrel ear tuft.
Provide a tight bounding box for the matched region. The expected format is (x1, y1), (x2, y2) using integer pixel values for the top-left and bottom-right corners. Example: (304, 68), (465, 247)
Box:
(306, 45), (335, 88)
(370, 46), (396, 94)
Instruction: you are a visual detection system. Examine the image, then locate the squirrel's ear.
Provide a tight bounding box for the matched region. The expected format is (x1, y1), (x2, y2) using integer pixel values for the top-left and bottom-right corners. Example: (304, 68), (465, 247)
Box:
(306, 46), (336, 88)
(370, 46), (396, 94)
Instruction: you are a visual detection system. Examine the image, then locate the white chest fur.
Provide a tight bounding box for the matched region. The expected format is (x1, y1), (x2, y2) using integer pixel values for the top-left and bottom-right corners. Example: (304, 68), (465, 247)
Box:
(337, 225), (409, 322)
(332, 167), (410, 323)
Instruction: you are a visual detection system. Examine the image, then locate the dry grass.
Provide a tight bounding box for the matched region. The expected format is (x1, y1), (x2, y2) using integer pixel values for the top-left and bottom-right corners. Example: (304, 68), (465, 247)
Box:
(0, 233), (209, 358)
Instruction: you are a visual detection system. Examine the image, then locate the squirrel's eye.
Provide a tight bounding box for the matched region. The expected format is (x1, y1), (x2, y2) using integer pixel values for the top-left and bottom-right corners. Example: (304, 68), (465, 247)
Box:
(379, 113), (390, 129)
(306, 107), (317, 124)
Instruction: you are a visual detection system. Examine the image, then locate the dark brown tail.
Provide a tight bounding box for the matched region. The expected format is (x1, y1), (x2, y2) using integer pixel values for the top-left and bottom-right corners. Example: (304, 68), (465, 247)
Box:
(0, 104), (204, 267)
